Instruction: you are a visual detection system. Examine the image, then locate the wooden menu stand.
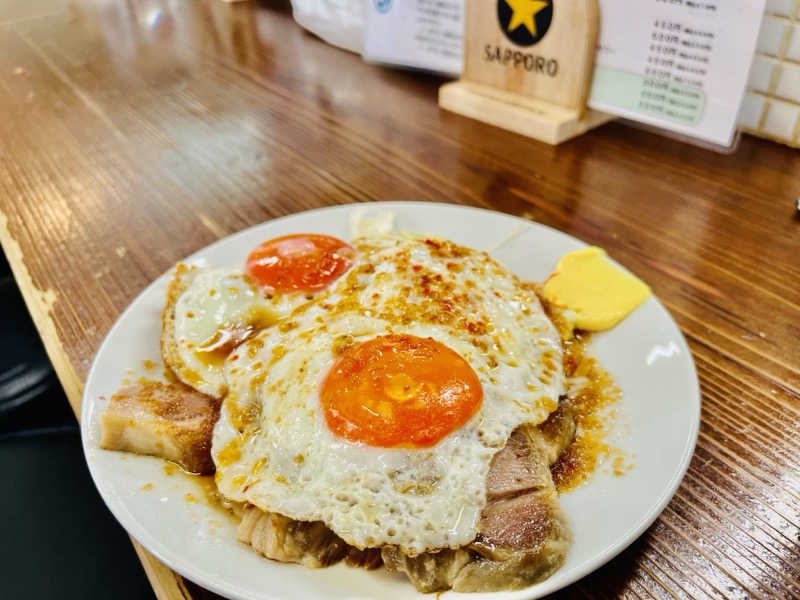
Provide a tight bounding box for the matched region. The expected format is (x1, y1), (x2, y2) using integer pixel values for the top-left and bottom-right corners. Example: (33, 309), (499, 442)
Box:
(440, 0), (614, 145)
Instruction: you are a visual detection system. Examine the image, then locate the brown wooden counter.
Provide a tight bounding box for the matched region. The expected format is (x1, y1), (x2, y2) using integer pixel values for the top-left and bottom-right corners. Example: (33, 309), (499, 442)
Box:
(0, 0), (798, 598)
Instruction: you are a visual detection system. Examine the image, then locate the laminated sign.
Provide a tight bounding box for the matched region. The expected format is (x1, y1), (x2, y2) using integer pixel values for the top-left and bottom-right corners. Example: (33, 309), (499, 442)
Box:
(440, 0), (613, 144)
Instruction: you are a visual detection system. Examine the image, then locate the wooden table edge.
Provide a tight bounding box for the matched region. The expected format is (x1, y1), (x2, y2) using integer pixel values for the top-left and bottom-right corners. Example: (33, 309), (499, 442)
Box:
(0, 210), (193, 600)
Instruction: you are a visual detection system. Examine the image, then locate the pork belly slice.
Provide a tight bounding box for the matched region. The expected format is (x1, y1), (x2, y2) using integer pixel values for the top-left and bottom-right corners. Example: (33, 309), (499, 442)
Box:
(99, 382), (219, 474)
(237, 505), (383, 570)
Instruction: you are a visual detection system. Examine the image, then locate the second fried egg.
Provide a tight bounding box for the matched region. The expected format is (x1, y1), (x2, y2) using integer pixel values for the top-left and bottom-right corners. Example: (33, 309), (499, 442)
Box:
(167, 234), (355, 399)
(170, 268), (305, 398)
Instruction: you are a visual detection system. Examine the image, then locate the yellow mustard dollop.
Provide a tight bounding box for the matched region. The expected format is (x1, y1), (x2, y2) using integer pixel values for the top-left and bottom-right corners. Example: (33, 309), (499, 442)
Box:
(543, 247), (650, 331)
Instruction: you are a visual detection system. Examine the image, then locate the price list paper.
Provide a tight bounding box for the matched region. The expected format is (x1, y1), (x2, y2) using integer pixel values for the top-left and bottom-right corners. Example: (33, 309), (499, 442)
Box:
(364, 0), (463, 76)
(588, 0), (766, 147)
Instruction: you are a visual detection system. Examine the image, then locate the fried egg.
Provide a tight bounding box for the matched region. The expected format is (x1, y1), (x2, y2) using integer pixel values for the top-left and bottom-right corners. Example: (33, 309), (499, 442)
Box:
(166, 234), (355, 399)
(212, 235), (565, 555)
(170, 268), (302, 397)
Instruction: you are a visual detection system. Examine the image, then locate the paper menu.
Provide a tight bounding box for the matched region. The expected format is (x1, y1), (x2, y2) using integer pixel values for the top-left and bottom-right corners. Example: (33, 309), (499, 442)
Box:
(588, 0), (767, 147)
(364, 0), (463, 75)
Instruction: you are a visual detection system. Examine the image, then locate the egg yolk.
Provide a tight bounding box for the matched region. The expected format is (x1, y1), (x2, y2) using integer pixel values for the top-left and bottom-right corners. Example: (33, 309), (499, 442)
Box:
(320, 335), (483, 448)
(246, 234), (355, 294)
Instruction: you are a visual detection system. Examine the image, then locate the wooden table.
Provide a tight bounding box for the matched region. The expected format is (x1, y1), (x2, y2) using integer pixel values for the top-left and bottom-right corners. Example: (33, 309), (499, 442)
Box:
(1, 0), (798, 598)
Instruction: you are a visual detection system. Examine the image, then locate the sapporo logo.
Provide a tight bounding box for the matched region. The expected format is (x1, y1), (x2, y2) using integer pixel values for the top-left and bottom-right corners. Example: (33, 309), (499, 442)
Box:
(497, 0), (553, 47)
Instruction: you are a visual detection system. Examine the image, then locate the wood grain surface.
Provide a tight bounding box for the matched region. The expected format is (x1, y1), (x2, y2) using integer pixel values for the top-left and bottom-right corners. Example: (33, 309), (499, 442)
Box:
(0, 0), (798, 598)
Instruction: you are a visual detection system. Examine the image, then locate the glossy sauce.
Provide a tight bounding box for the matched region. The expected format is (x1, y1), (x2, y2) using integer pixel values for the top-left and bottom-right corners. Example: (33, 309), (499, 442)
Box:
(539, 294), (626, 493)
(552, 337), (624, 493)
(160, 461), (241, 518)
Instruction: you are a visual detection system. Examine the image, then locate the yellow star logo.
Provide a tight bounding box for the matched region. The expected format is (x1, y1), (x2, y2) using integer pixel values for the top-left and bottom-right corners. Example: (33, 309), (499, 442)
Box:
(505, 0), (549, 37)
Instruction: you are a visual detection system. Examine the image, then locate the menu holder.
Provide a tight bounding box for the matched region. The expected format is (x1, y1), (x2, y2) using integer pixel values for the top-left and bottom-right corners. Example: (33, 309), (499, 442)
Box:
(439, 0), (614, 144)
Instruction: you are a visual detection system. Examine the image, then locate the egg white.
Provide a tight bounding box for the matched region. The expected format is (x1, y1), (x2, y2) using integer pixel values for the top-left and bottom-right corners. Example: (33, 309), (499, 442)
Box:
(172, 268), (309, 398)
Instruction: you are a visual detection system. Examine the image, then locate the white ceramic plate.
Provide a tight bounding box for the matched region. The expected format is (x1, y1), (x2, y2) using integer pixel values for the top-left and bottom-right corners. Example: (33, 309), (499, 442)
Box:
(82, 202), (700, 600)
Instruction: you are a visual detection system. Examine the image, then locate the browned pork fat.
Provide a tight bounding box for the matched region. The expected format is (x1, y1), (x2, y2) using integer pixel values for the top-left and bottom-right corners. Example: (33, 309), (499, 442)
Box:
(99, 382), (219, 474)
(237, 506), (382, 570)
(380, 548), (472, 592)
(237, 507), (350, 568)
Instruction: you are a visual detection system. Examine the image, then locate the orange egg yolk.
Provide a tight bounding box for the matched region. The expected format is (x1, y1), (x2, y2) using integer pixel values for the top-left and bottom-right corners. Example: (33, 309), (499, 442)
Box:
(320, 335), (483, 448)
(246, 234), (355, 294)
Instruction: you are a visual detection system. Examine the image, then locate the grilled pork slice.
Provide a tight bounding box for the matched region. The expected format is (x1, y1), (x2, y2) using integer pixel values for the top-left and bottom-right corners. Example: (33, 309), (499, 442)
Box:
(237, 506), (383, 569)
(485, 399), (575, 500)
(99, 382), (219, 474)
(453, 490), (571, 592)
(381, 401), (575, 593)
(381, 489), (570, 593)
(538, 397), (576, 466)
(485, 426), (549, 498)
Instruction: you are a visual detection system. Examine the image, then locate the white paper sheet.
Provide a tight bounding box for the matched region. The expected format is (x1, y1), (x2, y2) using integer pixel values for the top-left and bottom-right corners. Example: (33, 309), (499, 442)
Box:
(364, 0), (463, 75)
(588, 0), (766, 147)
